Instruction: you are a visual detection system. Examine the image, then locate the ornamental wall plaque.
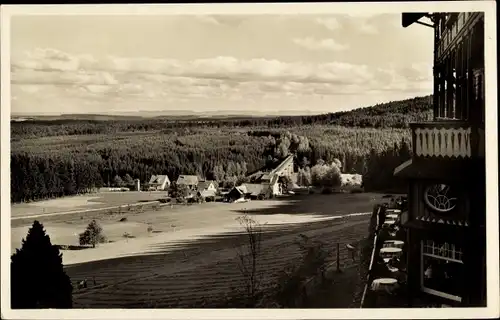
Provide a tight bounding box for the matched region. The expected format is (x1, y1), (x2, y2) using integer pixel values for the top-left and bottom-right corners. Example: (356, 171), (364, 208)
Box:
(423, 184), (458, 213)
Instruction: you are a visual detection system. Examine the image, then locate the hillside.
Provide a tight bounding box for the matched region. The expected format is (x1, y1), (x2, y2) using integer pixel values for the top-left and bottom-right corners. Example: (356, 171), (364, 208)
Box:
(312, 95), (433, 128)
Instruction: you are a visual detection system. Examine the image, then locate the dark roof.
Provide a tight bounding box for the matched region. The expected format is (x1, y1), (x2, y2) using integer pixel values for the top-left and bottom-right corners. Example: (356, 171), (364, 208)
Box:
(402, 13), (428, 27)
(232, 186), (247, 195)
(149, 175), (170, 185)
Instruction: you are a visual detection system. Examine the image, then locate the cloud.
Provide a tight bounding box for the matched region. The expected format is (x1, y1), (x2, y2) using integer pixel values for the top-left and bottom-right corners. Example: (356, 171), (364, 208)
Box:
(293, 37), (348, 52)
(11, 48), (432, 113)
(315, 17), (341, 31)
(358, 23), (378, 34)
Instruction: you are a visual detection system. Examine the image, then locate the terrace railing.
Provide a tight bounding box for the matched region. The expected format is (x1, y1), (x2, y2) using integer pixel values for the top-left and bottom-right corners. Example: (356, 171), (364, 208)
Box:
(410, 121), (484, 159)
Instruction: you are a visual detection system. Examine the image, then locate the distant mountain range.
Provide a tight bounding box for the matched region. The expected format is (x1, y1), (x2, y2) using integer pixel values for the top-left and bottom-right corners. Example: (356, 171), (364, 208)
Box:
(11, 109), (319, 122)
(11, 95), (432, 123)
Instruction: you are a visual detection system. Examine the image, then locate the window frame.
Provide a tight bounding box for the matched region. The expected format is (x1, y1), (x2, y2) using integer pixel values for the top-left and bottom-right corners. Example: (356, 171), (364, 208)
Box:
(420, 240), (463, 302)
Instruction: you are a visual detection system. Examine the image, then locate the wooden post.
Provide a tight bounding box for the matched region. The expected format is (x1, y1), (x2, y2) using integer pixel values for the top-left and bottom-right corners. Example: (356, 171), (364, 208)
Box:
(336, 243), (341, 272)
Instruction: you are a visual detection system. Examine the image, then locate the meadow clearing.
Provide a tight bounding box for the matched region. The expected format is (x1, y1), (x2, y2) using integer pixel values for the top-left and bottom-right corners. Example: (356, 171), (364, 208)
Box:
(11, 191), (385, 308)
(10, 191), (166, 218)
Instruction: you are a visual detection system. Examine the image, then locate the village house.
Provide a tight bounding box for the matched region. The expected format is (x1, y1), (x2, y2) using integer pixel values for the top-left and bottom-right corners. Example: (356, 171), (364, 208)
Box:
(241, 183), (270, 200)
(241, 154), (296, 200)
(225, 185), (248, 202)
(148, 175), (170, 191)
(197, 180), (217, 193)
(196, 180), (217, 201)
(176, 175), (200, 190)
(223, 154), (297, 203)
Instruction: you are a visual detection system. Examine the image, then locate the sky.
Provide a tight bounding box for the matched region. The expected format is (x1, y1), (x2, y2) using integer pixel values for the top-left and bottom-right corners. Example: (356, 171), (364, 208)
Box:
(10, 13), (434, 116)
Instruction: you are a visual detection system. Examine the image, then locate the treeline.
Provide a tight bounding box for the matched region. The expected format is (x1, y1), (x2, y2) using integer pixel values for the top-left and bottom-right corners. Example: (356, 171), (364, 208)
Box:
(11, 96), (432, 139)
(11, 125), (413, 203)
(362, 141), (412, 192)
(11, 153), (104, 202)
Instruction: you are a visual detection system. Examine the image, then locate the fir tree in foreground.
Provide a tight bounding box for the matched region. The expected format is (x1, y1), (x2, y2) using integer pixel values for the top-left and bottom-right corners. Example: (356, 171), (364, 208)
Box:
(11, 220), (73, 309)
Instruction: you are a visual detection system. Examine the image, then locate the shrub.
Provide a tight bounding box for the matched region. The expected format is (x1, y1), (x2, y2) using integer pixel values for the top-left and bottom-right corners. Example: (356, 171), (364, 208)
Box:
(113, 175), (124, 187)
(311, 162), (342, 189)
(193, 194), (204, 204)
(78, 220), (106, 248)
(11, 220), (73, 308)
(170, 182), (189, 201)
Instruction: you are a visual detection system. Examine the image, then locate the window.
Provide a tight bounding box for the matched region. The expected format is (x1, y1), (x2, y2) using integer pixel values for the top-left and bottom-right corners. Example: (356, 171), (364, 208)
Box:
(423, 184), (458, 214)
(435, 14), (485, 121)
(421, 240), (463, 302)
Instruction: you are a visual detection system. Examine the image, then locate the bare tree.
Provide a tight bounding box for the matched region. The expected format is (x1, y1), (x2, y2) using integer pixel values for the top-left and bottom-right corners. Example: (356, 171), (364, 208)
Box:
(273, 234), (331, 307)
(235, 214), (264, 304)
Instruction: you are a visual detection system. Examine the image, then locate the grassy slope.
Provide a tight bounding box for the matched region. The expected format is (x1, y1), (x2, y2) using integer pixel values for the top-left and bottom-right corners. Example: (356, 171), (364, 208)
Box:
(59, 193), (382, 308)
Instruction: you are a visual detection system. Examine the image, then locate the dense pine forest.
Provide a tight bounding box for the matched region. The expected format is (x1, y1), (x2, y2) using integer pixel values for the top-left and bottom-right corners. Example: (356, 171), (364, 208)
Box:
(10, 95), (431, 203)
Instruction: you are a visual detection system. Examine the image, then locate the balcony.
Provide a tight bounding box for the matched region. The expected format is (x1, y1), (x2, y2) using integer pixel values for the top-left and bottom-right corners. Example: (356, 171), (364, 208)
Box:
(410, 121), (484, 159)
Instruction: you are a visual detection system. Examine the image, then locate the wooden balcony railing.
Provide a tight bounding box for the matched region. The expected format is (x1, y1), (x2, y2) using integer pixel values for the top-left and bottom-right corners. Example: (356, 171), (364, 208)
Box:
(410, 121), (484, 159)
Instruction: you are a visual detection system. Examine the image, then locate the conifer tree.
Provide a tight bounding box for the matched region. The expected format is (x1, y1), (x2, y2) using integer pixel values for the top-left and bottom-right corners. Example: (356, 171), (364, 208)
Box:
(79, 220), (106, 248)
(11, 220), (73, 309)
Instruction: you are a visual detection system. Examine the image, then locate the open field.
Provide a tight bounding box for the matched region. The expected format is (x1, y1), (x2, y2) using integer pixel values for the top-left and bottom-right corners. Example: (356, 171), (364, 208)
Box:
(11, 192), (385, 308)
(70, 217), (370, 308)
(11, 191), (166, 218)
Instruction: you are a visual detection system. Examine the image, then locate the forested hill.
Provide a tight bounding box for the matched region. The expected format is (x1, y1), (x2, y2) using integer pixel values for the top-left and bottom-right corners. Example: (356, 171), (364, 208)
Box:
(311, 95), (433, 128)
(11, 95), (432, 139)
(10, 96), (429, 202)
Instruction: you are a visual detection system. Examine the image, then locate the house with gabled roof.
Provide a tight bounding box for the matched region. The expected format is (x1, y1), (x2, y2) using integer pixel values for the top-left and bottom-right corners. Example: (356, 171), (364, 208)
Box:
(197, 180), (217, 193)
(148, 175), (171, 191)
(240, 183), (270, 199)
(176, 175), (200, 190)
(225, 185), (247, 202)
(244, 154), (294, 197)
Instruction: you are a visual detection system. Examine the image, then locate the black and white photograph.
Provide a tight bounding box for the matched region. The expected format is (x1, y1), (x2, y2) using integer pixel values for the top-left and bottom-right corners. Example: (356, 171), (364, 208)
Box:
(1, 2), (498, 319)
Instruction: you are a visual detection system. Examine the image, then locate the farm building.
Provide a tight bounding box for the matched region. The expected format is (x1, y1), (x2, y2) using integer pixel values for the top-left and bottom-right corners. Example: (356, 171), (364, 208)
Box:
(176, 175), (200, 190)
(225, 182), (278, 202)
(245, 154), (295, 196)
(272, 154), (294, 178)
(196, 181), (218, 201)
(197, 189), (217, 201)
(197, 180), (217, 193)
(225, 186), (247, 202)
(148, 175), (170, 191)
(240, 183), (271, 200)
(396, 13), (486, 307)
